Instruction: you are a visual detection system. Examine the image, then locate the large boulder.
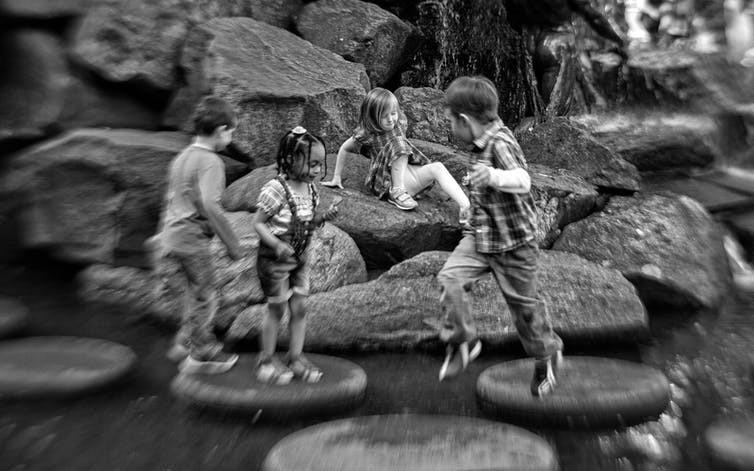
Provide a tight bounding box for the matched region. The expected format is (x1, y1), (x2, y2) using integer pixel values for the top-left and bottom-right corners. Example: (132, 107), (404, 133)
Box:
(227, 250), (648, 351)
(0, 129), (246, 264)
(552, 193), (732, 310)
(516, 117), (640, 193)
(163, 17), (369, 167)
(247, 0), (304, 29)
(77, 213), (367, 328)
(0, 29), (69, 152)
(395, 86), (452, 145)
(0, 0), (92, 18)
(410, 140), (600, 248)
(68, 0), (253, 92)
(295, 0), (419, 87)
(223, 157), (461, 268)
(572, 111), (721, 172)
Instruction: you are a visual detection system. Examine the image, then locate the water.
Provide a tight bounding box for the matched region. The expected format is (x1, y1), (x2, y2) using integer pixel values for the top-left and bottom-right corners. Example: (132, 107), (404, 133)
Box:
(1, 260), (753, 470)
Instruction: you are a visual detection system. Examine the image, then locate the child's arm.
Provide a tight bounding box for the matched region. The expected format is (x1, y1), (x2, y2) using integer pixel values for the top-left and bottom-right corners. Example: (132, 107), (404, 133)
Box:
(322, 138), (360, 189)
(198, 163), (243, 260)
(468, 137), (531, 193)
(312, 197), (342, 226)
(251, 210), (295, 260)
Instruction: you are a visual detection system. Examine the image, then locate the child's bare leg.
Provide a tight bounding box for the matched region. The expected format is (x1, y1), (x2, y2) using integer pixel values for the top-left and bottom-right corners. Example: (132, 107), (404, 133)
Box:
(390, 154), (409, 190)
(287, 294), (307, 358)
(405, 162), (470, 211)
(260, 302), (286, 358)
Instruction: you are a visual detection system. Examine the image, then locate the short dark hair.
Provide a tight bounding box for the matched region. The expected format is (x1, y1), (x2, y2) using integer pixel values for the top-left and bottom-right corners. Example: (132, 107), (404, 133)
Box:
(192, 95), (237, 136)
(444, 76), (499, 124)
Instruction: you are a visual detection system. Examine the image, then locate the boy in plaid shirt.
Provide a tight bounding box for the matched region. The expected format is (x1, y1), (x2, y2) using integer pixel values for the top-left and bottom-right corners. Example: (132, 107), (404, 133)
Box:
(437, 76), (563, 397)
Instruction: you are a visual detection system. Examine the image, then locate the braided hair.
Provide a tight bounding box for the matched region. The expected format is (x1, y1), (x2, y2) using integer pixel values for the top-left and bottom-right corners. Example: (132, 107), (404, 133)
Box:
(276, 128), (327, 181)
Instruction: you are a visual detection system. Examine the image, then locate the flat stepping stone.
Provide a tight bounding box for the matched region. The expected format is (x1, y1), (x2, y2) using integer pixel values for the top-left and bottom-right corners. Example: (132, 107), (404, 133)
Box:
(171, 353), (366, 419)
(645, 176), (754, 213)
(262, 414), (558, 471)
(703, 416), (754, 471)
(0, 336), (137, 399)
(477, 356), (670, 429)
(0, 296), (30, 339)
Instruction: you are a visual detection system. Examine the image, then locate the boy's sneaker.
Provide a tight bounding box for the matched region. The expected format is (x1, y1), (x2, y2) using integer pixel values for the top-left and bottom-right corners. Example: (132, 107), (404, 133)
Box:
(256, 356), (294, 385)
(166, 342), (189, 362)
(530, 350), (563, 397)
(286, 354), (323, 383)
(439, 339), (482, 381)
(179, 351), (238, 375)
(388, 187), (418, 210)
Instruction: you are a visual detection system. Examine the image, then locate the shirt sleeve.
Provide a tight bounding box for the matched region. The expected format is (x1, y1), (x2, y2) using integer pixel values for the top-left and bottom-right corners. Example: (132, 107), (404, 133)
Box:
(491, 134), (528, 171)
(256, 179), (286, 217)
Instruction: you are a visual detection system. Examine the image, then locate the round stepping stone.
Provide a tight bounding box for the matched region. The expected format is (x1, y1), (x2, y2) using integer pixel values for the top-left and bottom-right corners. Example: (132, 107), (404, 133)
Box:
(477, 356), (670, 429)
(704, 416), (754, 471)
(262, 414), (558, 471)
(0, 296), (30, 339)
(171, 353), (366, 419)
(0, 336), (137, 399)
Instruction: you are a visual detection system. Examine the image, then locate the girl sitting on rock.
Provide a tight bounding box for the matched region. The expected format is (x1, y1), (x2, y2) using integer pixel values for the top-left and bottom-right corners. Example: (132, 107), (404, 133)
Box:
(323, 87), (470, 223)
(252, 126), (338, 385)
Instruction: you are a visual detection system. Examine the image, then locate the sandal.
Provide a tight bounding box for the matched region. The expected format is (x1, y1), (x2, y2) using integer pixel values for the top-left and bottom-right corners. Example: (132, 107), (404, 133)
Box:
(256, 355), (294, 385)
(286, 354), (323, 383)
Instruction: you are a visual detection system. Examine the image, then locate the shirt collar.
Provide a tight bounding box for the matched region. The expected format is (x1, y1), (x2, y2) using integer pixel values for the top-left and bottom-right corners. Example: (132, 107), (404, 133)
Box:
(472, 118), (504, 150)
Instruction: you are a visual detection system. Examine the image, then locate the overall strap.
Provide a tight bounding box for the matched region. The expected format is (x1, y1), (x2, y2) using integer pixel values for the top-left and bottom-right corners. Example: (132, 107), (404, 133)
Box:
(276, 175), (315, 258)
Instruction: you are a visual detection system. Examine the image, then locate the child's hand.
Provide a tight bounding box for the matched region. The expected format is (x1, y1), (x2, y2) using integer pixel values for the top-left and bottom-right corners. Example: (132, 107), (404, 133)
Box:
(228, 247), (244, 261)
(323, 196), (343, 221)
(275, 241), (295, 260)
(468, 163), (491, 188)
(321, 176), (343, 189)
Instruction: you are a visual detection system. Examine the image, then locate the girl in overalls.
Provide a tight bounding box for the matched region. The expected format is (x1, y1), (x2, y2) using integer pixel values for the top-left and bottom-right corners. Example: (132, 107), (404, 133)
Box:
(252, 127), (338, 384)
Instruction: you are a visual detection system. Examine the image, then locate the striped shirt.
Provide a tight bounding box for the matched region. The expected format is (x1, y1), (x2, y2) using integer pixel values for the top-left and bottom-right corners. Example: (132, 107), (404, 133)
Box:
(256, 178), (318, 237)
(468, 118), (538, 253)
(352, 111), (430, 197)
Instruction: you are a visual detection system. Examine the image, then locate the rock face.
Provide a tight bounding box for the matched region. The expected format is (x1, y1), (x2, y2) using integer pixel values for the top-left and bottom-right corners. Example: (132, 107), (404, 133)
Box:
(572, 111), (720, 172)
(0, 129), (246, 264)
(163, 17), (369, 167)
(0, 29), (69, 149)
(223, 159), (462, 268)
(68, 0), (252, 91)
(395, 87), (452, 145)
(296, 0), (418, 87)
(516, 117), (640, 193)
(0, 0), (93, 18)
(553, 193), (732, 310)
(247, 0), (304, 29)
(227, 250), (648, 351)
(410, 140), (600, 248)
(77, 213), (367, 329)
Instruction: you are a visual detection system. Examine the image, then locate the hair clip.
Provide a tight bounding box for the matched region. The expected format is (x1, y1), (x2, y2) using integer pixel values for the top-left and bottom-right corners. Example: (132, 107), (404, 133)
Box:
(291, 126), (307, 135)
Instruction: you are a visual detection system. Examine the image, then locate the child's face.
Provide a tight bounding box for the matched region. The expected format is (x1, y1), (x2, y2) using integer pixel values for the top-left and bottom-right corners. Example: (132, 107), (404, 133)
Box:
(214, 124), (235, 151)
(445, 109), (474, 144)
(291, 142), (325, 183)
(379, 101), (400, 131)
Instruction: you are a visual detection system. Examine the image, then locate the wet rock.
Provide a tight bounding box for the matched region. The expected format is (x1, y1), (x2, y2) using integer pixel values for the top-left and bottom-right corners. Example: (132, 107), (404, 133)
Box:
(296, 0), (419, 87)
(163, 17), (368, 167)
(0, 29), (69, 152)
(0, 0), (92, 19)
(0, 129), (246, 264)
(516, 117), (640, 193)
(624, 49), (707, 106)
(395, 87), (452, 145)
(227, 249), (648, 351)
(69, 0), (253, 92)
(572, 111), (720, 172)
(224, 158), (462, 268)
(77, 213), (367, 328)
(553, 193), (732, 310)
(411, 140), (600, 248)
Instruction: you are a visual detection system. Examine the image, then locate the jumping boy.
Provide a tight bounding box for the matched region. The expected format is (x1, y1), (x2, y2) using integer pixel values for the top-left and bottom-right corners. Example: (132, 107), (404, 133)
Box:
(151, 95), (243, 374)
(438, 76), (564, 397)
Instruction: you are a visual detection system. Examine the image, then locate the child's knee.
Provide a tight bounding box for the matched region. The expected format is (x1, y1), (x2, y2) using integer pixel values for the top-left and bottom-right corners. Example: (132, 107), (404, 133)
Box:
(288, 294), (307, 318)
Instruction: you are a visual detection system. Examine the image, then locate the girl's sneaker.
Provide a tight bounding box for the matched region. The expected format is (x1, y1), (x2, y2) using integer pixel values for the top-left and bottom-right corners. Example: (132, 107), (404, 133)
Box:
(286, 354), (323, 383)
(256, 356), (294, 385)
(388, 187), (418, 210)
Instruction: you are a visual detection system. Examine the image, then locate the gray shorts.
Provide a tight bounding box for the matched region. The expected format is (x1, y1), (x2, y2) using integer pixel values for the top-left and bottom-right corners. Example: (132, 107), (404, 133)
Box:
(256, 243), (311, 304)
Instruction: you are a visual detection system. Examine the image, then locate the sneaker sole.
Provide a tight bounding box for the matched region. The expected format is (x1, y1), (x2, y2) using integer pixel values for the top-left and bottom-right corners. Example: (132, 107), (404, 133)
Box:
(179, 354), (239, 375)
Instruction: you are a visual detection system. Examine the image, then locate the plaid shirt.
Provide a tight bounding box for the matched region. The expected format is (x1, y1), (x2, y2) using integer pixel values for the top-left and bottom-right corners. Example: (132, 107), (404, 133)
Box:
(468, 118), (537, 253)
(352, 112), (429, 197)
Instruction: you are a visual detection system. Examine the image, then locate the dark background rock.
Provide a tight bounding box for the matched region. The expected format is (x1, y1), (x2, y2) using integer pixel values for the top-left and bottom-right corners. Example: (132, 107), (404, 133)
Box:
(553, 193), (732, 310)
(395, 86), (452, 145)
(163, 17), (369, 167)
(296, 0), (419, 87)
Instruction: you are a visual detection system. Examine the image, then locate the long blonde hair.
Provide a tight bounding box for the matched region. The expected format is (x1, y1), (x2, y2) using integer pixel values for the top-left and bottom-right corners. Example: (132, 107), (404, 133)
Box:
(359, 87), (399, 133)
